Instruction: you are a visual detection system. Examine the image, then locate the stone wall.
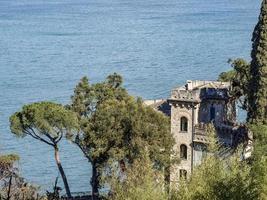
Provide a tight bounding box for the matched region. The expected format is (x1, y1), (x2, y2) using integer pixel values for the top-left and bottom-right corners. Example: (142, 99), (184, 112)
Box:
(170, 102), (194, 184)
(198, 99), (227, 125)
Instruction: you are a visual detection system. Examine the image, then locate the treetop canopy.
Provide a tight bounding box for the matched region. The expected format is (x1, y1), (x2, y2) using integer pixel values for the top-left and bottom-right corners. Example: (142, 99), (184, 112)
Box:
(10, 101), (79, 138)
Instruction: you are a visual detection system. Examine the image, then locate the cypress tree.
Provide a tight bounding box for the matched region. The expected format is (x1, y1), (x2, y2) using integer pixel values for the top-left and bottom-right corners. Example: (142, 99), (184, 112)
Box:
(248, 0), (267, 124)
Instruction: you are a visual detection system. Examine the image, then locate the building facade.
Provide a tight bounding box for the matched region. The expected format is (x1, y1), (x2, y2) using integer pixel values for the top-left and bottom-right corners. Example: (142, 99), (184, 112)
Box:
(145, 80), (253, 184)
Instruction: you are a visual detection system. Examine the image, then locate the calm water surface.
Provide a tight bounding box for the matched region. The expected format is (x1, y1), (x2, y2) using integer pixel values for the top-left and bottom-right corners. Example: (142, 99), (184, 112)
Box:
(0, 0), (261, 193)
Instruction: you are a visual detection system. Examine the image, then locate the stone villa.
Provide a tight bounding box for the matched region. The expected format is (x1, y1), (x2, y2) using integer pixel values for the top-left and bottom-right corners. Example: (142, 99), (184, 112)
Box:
(145, 80), (253, 184)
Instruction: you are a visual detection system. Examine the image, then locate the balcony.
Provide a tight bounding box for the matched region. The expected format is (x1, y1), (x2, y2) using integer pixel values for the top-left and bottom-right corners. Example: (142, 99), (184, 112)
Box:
(193, 123), (209, 143)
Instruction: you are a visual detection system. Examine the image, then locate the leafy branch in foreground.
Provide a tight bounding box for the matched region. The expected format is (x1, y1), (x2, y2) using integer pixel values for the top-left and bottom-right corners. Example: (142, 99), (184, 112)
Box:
(108, 149), (167, 200)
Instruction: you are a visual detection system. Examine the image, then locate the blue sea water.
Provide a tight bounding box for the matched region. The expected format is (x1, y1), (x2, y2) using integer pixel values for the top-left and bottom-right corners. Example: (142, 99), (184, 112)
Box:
(0, 0), (261, 194)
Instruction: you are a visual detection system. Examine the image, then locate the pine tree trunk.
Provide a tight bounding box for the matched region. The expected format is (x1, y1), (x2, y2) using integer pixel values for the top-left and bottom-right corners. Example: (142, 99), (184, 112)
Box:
(91, 162), (99, 200)
(54, 146), (72, 198)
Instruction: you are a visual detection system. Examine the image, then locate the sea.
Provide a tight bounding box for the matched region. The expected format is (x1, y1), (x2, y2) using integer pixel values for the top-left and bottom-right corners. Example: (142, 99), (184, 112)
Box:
(0, 0), (261, 194)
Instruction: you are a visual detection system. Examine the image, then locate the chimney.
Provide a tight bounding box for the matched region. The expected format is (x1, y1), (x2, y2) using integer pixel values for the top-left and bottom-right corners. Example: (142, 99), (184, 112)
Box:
(187, 80), (193, 90)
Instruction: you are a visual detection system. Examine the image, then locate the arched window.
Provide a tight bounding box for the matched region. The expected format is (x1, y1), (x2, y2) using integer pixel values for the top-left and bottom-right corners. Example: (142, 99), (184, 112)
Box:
(180, 117), (188, 132)
(180, 144), (187, 159)
(179, 169), (187, 179)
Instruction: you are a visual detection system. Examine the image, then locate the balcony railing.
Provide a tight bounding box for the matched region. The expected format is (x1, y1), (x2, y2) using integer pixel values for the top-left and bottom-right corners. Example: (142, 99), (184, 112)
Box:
(194, 123), (208, 135)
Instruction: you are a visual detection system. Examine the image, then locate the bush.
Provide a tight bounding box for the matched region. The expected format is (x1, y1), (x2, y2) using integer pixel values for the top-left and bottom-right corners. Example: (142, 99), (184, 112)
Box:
(108, 151), (168, 200)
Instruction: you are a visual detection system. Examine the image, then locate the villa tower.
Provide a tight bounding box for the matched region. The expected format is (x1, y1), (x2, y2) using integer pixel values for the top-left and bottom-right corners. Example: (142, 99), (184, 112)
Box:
(145, 80), (252, 185)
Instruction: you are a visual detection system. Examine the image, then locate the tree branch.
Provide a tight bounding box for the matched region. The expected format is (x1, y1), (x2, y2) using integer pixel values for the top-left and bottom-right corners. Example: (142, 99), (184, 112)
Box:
(43, 132), (56, 144)
(75, 137), (92, 163)
(26, 127), (55, 147)
(55, 132), (63, 144)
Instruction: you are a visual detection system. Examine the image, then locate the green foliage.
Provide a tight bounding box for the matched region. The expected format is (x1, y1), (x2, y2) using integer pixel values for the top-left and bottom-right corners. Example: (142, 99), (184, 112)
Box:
(170, 156), (255, 200)
(0, 154), (19, 185)
(216, 3), (267, 196)
(250, 156), (267, 200)
(88, 97), (173, 169)
(0, 177), (45, 200)
(171, 127), (255, 200)
(69, 73), (174, 195)
(106, 123), (262, 200)
(69, 74), (128, 122)
(170, 125), (259, 200)
(0, 153), (45, 200)
(106, 73), (123, 88)
(248, 0), (267, 124)
(109, 151), (168, 200)
(218, 69), (236, 82)
(10, 102), (78, 145)
(249, 124), (267, 199)
(234, 1), (267, 194)
(250, 124), (267, 157)
(9, 101), (78, 198)
(206, 124), (220, 153)
(247, 0), (267, 187)
(218, 1), (267, 124)
(0, 154), (19, 172)
(218, 59), (250, 111)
